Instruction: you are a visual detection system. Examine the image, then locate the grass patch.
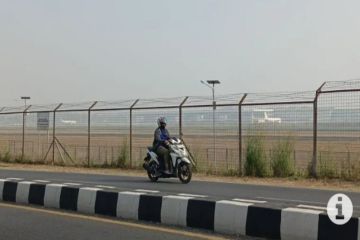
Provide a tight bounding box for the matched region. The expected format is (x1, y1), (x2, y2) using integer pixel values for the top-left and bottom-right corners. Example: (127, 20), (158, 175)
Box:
(188, 146), (205, 173)
(340, 151), (360, 181)
(270, 138), (294, 177)
(116, 138), (129, 168)
(318, 150), (338, 178)
(0, 151), (11, 163)
(221, 168), (240, 176)
(244, 134), (267, 177)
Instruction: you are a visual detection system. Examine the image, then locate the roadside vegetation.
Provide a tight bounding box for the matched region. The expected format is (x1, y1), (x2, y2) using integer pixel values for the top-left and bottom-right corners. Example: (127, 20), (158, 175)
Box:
(98, 138), (129, 168)
(0, 149), (42, 165)
(0, 150), (11, 163)
(116, 138), (129, 168)
(317, 146), (360, 181)
(270, 137), (294, 177)
(244, 134), (267, 177)
(0, 136), (359, 181)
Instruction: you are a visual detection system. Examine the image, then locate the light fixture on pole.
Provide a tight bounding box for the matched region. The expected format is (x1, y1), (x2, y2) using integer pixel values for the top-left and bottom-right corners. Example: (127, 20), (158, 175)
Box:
(21, 96), (31, 109)
(200, 80), (221, 171)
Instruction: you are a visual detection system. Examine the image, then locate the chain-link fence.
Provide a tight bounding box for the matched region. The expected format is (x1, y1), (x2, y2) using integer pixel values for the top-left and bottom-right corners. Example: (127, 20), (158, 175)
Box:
(317, 80), (360, 179)
(0, 80), (359, 178)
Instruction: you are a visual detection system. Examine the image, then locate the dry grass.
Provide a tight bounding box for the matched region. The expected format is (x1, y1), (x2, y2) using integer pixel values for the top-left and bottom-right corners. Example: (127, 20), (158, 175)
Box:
(0, 130), (359, 179)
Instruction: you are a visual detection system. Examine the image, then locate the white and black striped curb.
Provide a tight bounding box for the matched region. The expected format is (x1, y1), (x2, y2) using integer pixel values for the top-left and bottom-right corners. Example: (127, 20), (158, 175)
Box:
(0, 179), (359, 240)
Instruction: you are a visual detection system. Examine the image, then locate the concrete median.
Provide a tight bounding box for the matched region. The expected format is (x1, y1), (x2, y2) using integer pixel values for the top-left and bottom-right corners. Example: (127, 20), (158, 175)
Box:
(0, 179), (359, 240)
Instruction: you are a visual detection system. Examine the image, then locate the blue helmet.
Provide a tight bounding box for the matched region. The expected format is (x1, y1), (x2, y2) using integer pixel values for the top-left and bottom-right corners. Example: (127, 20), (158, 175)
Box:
(157, 117), (167, 127)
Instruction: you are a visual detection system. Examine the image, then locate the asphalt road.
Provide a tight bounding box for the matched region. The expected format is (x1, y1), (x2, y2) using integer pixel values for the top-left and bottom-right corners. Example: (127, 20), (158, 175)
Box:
(0, 203), (237, 240)
(0, 168), (359, 215)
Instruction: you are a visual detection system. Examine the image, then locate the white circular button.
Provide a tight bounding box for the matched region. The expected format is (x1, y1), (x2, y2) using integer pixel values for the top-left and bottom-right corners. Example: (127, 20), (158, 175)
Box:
(327, 193), (353, 225)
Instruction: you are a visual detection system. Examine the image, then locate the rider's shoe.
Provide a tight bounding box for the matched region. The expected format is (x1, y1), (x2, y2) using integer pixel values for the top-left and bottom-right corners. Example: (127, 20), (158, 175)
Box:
(163, 170), (172, 175)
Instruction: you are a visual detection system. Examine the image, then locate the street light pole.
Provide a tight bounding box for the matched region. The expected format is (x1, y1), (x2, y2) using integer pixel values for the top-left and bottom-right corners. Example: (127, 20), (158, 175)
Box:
(212, 85), (216, 171)
(20, 96), (30, 159)
(200, 80), (220, 172)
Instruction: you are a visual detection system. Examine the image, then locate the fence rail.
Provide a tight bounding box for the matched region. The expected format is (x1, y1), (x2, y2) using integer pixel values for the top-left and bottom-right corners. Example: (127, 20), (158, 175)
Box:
(0, 80), (359, 178)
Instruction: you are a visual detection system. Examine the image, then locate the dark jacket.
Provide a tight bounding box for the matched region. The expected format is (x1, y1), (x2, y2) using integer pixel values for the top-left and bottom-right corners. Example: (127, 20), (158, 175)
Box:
(153, 127), (170, 150)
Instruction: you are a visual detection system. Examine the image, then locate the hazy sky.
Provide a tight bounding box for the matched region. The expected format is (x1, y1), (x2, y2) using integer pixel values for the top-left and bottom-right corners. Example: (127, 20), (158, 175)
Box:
(1, 0), (360, 106)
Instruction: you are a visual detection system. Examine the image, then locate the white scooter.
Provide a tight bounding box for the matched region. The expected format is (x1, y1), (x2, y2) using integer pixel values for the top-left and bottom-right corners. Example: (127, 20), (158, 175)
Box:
(143, 137), (193, 184)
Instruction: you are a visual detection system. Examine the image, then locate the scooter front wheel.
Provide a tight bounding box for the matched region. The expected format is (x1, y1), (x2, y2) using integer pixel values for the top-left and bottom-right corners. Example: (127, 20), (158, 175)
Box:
(178, 162), (192, 184)
(147, 162), (159, 182)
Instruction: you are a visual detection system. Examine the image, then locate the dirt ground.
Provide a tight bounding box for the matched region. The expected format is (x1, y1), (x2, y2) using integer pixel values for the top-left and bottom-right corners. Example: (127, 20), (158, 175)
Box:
(0, 162), (359, 192)
(1, 132), (359, 168)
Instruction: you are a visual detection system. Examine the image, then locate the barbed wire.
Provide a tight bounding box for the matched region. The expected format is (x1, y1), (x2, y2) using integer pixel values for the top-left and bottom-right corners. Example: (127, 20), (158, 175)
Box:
(1, 79), (360, 113)
(322, 78), (360, 91)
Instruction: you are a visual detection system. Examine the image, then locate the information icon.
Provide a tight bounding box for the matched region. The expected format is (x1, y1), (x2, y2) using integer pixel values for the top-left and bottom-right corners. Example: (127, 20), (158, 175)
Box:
(327, 193), (353, 225)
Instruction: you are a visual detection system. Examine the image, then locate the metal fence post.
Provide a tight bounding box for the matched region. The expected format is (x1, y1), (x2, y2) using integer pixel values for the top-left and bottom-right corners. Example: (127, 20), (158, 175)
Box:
(22, 105), (32, 160)
(179, 97), (189, 138)
(22, 112), (25, 159)
(52, 104), (62, 165)
(87, 101), (98, 167)
(238, 94), (247, 176)
(312, 82), (326, 177)
(129, 99), (139, 168)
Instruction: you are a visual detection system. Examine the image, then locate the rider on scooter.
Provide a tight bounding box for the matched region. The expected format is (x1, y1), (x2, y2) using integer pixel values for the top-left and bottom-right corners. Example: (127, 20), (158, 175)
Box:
(153, 117), (172, 174)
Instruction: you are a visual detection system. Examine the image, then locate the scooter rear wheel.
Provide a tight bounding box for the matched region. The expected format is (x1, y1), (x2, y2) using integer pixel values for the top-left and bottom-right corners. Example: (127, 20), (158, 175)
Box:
(147, 162), (159, 182)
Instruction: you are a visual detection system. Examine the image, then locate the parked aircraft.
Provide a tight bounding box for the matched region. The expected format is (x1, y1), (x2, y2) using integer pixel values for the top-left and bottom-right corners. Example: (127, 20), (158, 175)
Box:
(252, 109), (281, 123)
(61, 120), (77, 125)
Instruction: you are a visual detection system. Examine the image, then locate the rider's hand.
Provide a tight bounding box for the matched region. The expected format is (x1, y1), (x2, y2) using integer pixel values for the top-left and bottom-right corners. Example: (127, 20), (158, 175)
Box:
(164, 140), (170, 145)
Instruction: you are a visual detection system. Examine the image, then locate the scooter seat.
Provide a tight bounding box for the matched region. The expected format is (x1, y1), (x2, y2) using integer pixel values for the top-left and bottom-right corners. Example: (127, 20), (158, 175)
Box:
(147, 146), (153, 151)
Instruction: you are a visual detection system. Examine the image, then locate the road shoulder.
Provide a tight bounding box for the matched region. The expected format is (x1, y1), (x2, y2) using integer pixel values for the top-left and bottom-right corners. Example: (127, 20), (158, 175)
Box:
(1, 162), (359, 192)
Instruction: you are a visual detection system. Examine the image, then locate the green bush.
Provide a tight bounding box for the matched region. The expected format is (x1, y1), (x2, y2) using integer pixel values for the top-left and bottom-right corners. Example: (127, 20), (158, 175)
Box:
(116, 138), (129, 168)
(244, 135), (267, 177)
(0, 151), (11, 163)
(221, 168), (240, 176)
(318, 151), (337, 178)
(14, 155), (33, 164)
(270, 138), (294, 177)
(339, 152), (360, 180)
(187, 147), (204, 173)
(313, 149), (360, 180)
(348, 161), (360, 180)
(205, 165), (216, 175)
